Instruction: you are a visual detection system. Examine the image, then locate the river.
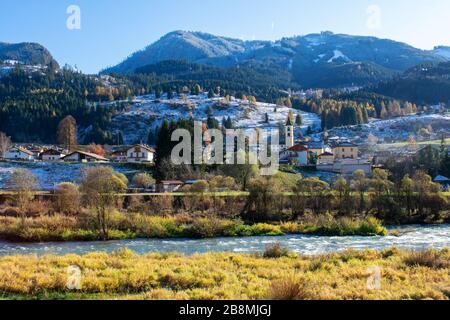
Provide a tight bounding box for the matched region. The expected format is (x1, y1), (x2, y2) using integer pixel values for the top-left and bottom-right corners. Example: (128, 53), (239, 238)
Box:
(0, 225), (448, 256)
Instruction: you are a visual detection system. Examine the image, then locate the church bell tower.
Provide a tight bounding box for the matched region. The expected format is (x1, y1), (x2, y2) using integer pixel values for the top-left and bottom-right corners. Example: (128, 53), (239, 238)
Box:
(285, 116), (294, 148)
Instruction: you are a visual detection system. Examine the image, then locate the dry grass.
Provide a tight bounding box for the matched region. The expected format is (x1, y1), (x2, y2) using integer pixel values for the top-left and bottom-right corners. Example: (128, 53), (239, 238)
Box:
(404, 250), (450, 269)
(267, 276), (311, 300)
(0, 248), (448, 300)
(0, 212), (388, 242)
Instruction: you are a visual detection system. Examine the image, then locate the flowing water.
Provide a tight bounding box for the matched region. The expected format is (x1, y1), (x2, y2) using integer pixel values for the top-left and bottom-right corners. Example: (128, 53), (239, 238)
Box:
(0, 225), (449, 256)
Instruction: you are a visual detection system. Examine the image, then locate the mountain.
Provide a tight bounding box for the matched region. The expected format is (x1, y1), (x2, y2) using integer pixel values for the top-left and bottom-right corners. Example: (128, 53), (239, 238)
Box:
(103, 31), (448, 88)
(134, 59), (297, 100)
(432, 46), (450, 59)
(105, 31), (268, 74)
(0, 42), (59, 67)
(372, 61), (450, 105)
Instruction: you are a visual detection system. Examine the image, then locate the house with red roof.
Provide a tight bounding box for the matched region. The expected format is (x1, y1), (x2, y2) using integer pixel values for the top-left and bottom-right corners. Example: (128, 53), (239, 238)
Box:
(280, 144), (308, 165)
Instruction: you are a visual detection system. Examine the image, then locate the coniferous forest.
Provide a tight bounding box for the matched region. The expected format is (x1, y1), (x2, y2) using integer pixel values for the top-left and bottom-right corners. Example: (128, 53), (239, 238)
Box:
(1, 58), (449, 142)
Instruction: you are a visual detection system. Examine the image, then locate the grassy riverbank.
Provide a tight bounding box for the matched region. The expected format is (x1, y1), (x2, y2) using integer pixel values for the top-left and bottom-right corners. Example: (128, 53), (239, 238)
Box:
(0, 248), (448, 300)
(0, 214), (387, 242)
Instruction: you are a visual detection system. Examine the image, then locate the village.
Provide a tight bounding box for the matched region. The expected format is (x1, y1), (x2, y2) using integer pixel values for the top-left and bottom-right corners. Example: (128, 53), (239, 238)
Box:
(2, 110), (450, 193)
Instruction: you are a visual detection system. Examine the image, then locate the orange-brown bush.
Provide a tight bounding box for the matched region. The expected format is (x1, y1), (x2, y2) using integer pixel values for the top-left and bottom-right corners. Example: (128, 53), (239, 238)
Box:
(25, 200), (53, 217)
(263, 243), (291, 259)
(404, 250), (450, 269)
(53, 183), (81, 215)
(267, 277), (312, 300)
(147, 196), (174, 215)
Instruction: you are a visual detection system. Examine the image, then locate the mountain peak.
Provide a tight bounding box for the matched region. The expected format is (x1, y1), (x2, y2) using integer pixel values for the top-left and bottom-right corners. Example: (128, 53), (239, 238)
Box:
(102, 30), (448, 88)
(0, 42), (59, 67)
(433, 46), (450, 59)
(104, 30), (259, 74)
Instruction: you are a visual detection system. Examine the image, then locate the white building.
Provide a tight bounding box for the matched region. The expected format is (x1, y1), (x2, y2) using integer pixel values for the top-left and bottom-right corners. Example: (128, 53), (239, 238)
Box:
(62, 151), (109, 163)
(280, 144), (309, 166)
(156, 180), (185, 193)
(4, 147), (34, 161)
(40, 149), (65, 162)
(110, 149), (128, 163)
(126, 145), (155, 163)
(317, 152), (335, 165)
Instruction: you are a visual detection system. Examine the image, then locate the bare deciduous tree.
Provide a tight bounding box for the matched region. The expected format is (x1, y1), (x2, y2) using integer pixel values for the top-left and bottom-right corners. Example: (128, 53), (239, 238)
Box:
(6, 169), (37, 222)
(351, 170), (368, 214)
(53, 182), (81, 214)
(0, 132), (12, 159)
(80, 167), (128, 240)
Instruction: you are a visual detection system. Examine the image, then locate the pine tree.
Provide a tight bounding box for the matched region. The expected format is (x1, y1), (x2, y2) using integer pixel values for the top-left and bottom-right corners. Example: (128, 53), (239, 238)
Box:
(296, 113), (303, 126)
(440, 135), (447, 165)
(207, 106), (214, 117)
(115, 131), (124, 145)
(193, 84), (201, 96)
(155, 87), (162, 99)
(155, 120), (171, 166)
(57, 116), (77, 151)
(321, 110), (327, 131)
(225, 116), (233, 129)
(147, 128), (157, 146)
(207, 115), (220, 130)
(206, 107), (219, 129)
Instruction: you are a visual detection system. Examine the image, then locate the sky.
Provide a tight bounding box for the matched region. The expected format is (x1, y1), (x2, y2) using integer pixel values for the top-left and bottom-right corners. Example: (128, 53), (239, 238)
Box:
(1, 0), (449, 73)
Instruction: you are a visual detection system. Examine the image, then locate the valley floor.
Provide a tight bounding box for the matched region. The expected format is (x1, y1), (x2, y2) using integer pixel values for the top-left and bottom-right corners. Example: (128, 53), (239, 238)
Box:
(0, 248), (448, 300)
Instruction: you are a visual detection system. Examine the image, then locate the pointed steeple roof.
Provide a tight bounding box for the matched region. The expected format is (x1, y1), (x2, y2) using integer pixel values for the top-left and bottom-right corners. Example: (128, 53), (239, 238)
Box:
(286, 116), (293, 126)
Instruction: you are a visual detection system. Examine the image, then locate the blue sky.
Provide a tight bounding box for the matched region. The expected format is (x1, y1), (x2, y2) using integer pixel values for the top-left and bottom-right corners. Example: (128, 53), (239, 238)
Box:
(1, 0), (449, 73)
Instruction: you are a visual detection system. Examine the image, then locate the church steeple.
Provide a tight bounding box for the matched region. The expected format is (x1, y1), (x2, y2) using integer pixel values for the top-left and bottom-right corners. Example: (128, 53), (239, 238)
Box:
(285, 115), (294, 148)
(286, 116), (293, 126)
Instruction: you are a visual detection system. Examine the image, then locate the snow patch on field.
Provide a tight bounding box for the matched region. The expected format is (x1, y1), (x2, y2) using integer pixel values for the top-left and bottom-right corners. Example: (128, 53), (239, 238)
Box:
(0, 162), (138, 190)
(322, 113), (450, 144)
(111, 94), (321, 144)
(327, 50), (351, 63)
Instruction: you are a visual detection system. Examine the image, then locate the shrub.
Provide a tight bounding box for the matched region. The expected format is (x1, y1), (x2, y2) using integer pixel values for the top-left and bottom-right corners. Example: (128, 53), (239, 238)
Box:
(263, 243), (291, 259)
(184, 218), (222, 238)
(127, 195), (146, 213)
(131, 216), (183, 238)
(26, 200), (53, 217)
(301, 216), (387, 236)
(148, 196), (173, 215)
(183, 195), (213, 213)
(358, 217), (388, 236)
(404, 250), (450, 269)
(53, 183), (81, 214)
(131, 173), (155, 189)
(188, 180), (209, 193)
(267, 277), (311, 300)
(249, 224), (284, 236)
(280, 222), (303, 234)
